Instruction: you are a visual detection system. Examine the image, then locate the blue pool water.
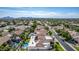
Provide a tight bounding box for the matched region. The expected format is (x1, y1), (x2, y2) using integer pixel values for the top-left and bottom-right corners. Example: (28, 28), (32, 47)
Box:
(22, 43), (29, 49)
(12, 42), (18, 48)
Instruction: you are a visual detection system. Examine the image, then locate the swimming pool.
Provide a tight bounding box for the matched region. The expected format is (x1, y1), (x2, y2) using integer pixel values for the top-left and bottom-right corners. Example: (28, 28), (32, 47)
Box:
(22, 42), (29, 49)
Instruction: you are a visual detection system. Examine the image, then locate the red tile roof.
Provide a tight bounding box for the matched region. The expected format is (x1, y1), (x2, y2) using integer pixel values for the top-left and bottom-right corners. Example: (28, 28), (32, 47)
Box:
(34, 25), (47, 47)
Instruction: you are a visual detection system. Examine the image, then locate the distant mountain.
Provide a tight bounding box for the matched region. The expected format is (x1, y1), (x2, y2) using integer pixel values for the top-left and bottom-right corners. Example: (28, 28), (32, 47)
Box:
(2, 16), (14, 19)
(17, 17), (33, 19)
(0, 16), (79, 20)
(0, 16), (34, 20)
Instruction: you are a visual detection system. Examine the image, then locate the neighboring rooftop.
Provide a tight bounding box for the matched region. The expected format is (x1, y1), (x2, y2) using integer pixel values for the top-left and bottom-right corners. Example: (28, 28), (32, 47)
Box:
(0, 34), (12, 45)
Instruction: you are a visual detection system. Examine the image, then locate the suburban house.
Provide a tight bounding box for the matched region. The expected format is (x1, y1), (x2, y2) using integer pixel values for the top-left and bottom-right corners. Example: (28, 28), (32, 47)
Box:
(53, 25), (64, 30)
(0, 34), (12, 45)
(68, 30), (79, 44)
(28, 25), (53, 51)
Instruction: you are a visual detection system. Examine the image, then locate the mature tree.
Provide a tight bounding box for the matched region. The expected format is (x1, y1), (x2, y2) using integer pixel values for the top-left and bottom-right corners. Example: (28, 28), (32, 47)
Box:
(48, 31), (52, 36)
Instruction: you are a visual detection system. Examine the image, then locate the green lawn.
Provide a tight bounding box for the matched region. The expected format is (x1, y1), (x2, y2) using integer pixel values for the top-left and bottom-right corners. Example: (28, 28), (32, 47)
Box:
(55, 42), (64, 51)
(52, 30), (54, 35)
(74, 46), (79, 51)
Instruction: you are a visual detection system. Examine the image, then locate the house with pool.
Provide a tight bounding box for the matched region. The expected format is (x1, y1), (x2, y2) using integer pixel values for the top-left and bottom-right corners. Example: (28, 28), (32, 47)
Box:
(28, 25), (54, 51)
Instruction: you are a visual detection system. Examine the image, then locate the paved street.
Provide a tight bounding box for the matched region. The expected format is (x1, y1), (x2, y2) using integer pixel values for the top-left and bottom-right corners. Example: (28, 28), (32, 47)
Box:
(54, 34), (75, 51)
(48, 25), (75, 51)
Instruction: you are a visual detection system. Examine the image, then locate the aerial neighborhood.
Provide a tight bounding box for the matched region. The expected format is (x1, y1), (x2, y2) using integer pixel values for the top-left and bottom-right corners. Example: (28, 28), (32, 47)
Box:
(0, 7), (79, 51)
(0, 17), (79, 51)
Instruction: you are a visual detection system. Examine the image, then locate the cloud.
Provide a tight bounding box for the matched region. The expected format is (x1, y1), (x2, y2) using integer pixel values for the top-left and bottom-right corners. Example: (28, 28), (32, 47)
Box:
(0, 10), (79, 18)
(27, 11), (79, 18)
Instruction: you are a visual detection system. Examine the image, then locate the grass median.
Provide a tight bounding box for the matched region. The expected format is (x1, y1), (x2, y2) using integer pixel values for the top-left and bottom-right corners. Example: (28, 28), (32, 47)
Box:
(54, 42), (64, 51)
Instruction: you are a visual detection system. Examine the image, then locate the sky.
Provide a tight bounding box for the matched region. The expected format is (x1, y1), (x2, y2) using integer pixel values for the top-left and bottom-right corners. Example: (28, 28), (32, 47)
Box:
(0, 7), (79, 18)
